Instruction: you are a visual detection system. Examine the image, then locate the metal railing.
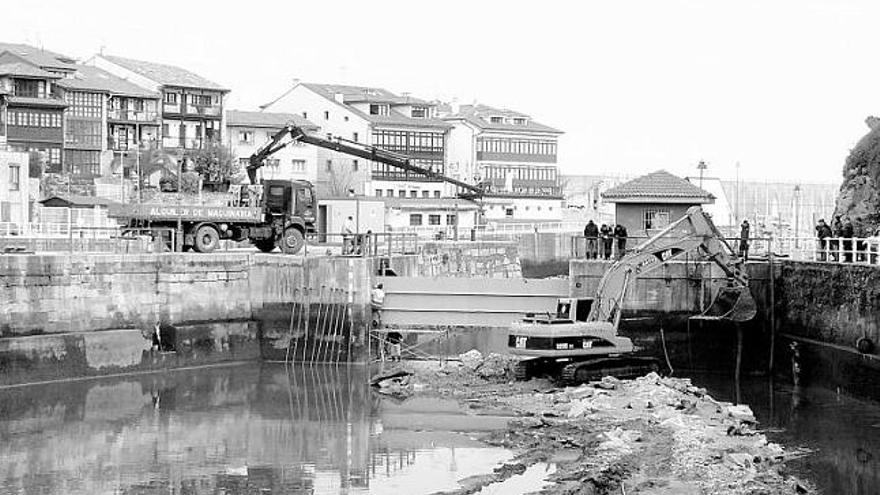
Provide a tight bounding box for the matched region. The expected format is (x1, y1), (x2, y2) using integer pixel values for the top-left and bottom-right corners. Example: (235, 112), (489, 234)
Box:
(311, 232), (419, 258)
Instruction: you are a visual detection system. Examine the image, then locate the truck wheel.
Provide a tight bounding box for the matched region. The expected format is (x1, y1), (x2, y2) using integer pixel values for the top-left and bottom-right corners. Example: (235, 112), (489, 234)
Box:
(194, 225), (220, 253)
(280, 227), (304, 254)
(254, 238), (276, 253)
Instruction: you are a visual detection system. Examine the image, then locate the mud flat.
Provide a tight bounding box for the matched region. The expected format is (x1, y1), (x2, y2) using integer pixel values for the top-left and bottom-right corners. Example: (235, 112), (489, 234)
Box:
(379, 356), (814, 494)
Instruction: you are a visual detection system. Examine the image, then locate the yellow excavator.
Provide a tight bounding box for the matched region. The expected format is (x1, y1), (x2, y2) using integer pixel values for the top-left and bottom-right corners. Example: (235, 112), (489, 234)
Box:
(509, 206), (757, 384)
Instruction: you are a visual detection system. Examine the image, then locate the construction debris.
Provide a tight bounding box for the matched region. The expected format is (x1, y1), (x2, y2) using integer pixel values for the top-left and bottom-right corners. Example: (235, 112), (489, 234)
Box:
(404, 361), (815, 494)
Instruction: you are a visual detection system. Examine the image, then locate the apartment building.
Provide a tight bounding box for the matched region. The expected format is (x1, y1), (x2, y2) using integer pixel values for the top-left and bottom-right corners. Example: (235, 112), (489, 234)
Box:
(443, 103), (564, 222)
(225, 110), (319, 183)
(0, 149), (30, 224)
(56, 65), (161, 178)
(89, 55), (228, 153)
(260, 82), (452, 199)
(0, 50), (67, 173)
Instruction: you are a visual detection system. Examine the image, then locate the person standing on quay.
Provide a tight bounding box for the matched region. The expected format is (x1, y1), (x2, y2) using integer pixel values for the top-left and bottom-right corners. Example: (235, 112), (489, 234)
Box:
(613, 223), (628, 259)
(815, 219), (832, 261)
(739, 219), (750, 261)
(600, 223), (613, 260)
(583, 220), (599, 259)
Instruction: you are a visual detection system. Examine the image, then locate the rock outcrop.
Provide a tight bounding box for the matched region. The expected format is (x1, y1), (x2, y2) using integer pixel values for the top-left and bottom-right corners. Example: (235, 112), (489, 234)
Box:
(833, 117), (880, 236)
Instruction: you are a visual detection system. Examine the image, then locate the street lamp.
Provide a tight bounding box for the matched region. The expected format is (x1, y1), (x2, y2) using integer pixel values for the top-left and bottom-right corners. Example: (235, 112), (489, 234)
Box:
(697, 160), (708, 190)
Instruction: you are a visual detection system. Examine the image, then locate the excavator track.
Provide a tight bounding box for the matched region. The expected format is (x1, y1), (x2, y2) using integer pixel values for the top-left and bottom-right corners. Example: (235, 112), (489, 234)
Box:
(560, 357), (660, 386)
(513, 359), (535, 381)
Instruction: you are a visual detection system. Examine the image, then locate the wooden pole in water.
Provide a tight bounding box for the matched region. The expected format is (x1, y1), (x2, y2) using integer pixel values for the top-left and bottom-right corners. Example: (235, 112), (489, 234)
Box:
(768, 252), (776, 374)
(735, 322), (743, 406)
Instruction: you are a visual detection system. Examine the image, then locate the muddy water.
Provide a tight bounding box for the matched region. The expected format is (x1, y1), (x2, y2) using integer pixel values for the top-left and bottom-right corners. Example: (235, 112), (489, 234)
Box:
(691, 372), (880, 495)
(0, 363), (525, 495)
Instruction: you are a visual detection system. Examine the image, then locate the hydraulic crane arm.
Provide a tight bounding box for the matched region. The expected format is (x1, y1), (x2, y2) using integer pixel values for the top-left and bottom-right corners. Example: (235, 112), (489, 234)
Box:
(587, 206), (751, 327)
(248, 123), (486, 198)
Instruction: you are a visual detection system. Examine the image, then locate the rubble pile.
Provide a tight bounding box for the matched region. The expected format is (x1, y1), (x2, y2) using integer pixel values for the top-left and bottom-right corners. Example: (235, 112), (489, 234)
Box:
(404, 360), (813, 494)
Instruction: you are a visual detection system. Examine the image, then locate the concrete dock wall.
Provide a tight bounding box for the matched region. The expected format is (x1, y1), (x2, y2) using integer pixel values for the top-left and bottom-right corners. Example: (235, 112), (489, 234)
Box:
(0, 253), (373, 385)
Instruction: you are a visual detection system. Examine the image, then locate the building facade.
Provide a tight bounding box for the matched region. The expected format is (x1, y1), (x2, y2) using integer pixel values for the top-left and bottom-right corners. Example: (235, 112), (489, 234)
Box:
(260, 82), (452, 199)
(443, 103), (564, 222)
(225, 110), (319, 183)
(89, 55), (228, 154)
(601, 170), (714, 238)
(0, 51), (67, 174)
(55, 65), (162, 179)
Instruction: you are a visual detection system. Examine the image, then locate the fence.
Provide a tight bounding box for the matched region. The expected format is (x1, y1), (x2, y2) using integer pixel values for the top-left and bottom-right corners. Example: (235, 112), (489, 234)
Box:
(309, 232), (419, 258)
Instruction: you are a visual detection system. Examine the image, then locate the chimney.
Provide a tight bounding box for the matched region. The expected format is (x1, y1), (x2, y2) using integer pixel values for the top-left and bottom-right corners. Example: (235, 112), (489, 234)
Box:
(334, 92), (344, 103)
(451, 97), (460, 115)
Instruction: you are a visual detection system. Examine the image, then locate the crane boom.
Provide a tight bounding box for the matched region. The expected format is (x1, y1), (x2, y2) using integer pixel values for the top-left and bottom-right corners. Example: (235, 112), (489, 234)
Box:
(248, 123), (486, 198)
(588, 206), (752, 327)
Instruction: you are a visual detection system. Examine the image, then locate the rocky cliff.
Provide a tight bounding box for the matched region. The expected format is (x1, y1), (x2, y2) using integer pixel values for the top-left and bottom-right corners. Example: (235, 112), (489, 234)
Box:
(833, 117), (880, 236)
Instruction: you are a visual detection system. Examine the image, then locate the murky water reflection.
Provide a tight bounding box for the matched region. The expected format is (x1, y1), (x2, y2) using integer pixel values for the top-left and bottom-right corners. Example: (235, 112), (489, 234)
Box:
(0, 363), (516, 495)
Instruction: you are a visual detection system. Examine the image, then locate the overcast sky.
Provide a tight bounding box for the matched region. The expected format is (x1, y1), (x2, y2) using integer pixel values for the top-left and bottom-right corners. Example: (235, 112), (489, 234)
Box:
(6, 0), (874, 184)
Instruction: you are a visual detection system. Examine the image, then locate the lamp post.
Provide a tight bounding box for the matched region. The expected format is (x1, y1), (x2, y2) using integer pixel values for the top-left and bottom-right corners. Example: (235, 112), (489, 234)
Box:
(697, 160), (708, 190)
(793, 184), (801, 242)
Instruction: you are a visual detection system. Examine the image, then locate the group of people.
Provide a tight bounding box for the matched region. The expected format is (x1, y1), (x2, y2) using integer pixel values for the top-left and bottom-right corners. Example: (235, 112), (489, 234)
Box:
(815, 215), (858, 262)
(583, 220), (628, 260)
(341, 215), (372, 255)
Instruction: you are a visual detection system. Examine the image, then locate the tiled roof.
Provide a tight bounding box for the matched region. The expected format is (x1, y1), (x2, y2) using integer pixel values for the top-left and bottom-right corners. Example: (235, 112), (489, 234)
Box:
(56, 65), (158, 98)
(0, 61), (58, 79)
(299, 83), (449, 128)
(226, 110), (318, 130)
(0, 43), (77, 71)
(601, 170), (714, 202)
(4, 96), (67, 108)
(101, 55), (228, 91)
(444, 104), (562, 134)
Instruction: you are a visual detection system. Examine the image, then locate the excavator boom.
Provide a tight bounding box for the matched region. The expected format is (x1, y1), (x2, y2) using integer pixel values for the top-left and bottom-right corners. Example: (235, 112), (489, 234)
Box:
(588, 206), (753, 326)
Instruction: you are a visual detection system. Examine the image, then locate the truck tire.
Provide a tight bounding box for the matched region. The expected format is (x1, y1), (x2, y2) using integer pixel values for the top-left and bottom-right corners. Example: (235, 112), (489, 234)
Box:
(194, 225), (220, 253)
(280, 227), (304, 254)
(254, 237), (276, 253)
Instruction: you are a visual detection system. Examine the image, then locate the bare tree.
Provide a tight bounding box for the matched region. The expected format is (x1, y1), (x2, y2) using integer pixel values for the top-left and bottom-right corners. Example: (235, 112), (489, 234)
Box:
(326, 161), (355, 196)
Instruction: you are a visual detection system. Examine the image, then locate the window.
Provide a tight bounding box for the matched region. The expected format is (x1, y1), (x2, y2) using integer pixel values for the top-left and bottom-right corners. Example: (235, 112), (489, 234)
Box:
(291, 159), (306, 172)
(9, 165), (20, 191)
(428, 214), (441, 225)
(324, 110), (330, 120)
(409, 214), (423, 226)
(302, 111), (308, 119)
(398, 190), (406, 198)
(411, 106), (427, 118)
(446, 214), (457, 225)
(433, 191), (441, 198)
(13, 79), (44, 98)
(421, 191), (429, 198)
(65, 92), (102, 118)
(326, 159), (332, 171)
(513, 118), (527, 125)
(375, 189), (383, 197)
(369, 104), (389, 116)
(490, 116), (504, 123)
(644, 208), (670, 230)
(238, 130), (253, 144)
(505, 208), (514, 218)
(344, 116), (349, 122)
(386, 189), (394, 197)
(267, 159), (280, 168)
(162, 123), (170, 136)
(409, 191), (417, 198)
(163, 92), (178, 104)
(352, 132), (359, 142)
(352, 159), (359, 171)
(65, 120), (102, 147)
(190, 94), (213, 106)
(64, 150), (100, 176)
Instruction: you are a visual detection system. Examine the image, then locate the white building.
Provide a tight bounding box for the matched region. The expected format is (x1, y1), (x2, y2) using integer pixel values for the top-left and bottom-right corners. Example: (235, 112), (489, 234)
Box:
(259, 82), (453, 199)
(0, 150), (30, 224)
(225, 110), (319, 184)
(442, 103), (564, 222)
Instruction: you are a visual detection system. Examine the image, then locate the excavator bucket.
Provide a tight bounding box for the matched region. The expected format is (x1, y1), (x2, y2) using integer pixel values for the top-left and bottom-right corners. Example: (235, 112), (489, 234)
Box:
(692, 286), (757, 322)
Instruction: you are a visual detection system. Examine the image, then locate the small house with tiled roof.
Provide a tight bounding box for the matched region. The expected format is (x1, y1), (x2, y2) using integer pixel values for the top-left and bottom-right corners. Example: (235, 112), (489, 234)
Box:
(225, 110), (320, 184)
(601, 170), (714, 236)
(89, 54), (229, 154)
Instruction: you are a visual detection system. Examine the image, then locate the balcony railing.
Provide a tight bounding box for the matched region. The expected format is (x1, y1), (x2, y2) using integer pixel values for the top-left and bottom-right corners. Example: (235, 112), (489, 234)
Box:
(108, 109), (160, 122)
(162, 137), (219, 150)
(185, 104), (222, 117)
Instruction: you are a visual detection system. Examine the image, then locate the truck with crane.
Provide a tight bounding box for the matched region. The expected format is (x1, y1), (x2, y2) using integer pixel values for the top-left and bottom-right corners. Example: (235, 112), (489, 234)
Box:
(508, 206), (757, 384)
(108, 124), (485, 254)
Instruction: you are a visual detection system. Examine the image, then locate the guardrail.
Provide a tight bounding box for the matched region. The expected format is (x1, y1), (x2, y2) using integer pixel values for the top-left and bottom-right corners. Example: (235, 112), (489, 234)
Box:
(310, 232), (419, 258)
